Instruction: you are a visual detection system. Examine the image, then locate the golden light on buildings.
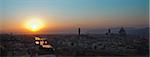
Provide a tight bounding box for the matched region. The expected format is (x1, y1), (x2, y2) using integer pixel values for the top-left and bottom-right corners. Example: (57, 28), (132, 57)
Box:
(35, 37), (46, 40)
(42, 45), (53, 48)
(34, 37), (54, 49)
(35, 41), (40, 45)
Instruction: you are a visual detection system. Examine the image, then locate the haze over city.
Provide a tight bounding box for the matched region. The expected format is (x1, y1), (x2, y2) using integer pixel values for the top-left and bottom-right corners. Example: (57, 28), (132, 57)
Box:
(0, 0), (149, 57)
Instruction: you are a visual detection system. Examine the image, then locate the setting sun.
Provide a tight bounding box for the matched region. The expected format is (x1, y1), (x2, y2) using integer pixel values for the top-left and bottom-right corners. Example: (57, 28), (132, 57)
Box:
(25, 17), (45, 32)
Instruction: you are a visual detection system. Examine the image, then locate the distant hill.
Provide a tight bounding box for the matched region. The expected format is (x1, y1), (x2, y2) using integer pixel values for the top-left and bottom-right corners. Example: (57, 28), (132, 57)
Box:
(85, 27), (149, 36)
(126, 27), (149, 36)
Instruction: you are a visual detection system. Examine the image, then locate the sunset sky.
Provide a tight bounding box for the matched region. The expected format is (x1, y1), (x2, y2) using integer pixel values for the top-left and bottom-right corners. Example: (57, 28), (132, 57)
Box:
(0, 0), (149, 34)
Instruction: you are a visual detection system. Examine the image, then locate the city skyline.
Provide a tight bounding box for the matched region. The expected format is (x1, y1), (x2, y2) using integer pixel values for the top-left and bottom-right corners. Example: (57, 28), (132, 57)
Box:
(0, 0), (149, 34)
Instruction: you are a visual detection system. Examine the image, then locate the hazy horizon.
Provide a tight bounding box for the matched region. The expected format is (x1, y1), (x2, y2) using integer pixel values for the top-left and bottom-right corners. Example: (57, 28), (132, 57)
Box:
(0, 0), (149, 34)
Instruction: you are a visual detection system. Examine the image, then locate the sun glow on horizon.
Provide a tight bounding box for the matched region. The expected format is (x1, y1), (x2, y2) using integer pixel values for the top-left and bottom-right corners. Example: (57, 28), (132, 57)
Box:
(25, 17), (45, 32)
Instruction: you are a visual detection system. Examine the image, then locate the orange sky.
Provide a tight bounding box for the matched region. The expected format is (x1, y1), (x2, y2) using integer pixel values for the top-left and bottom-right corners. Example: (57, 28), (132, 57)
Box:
(0, 0), (149, 34)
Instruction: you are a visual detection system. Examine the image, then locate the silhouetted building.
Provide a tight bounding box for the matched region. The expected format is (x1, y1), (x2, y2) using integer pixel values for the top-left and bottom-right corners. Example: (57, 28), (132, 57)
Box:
(108, 29), (111, 33)
(78, 28), (81, 36)
(106, 29), (112, 35)
(118, 27), (127, 36)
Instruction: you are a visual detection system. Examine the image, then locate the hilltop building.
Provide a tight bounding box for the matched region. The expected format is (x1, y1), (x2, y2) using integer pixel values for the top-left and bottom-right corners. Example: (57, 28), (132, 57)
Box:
(118, 27), (127, 36)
